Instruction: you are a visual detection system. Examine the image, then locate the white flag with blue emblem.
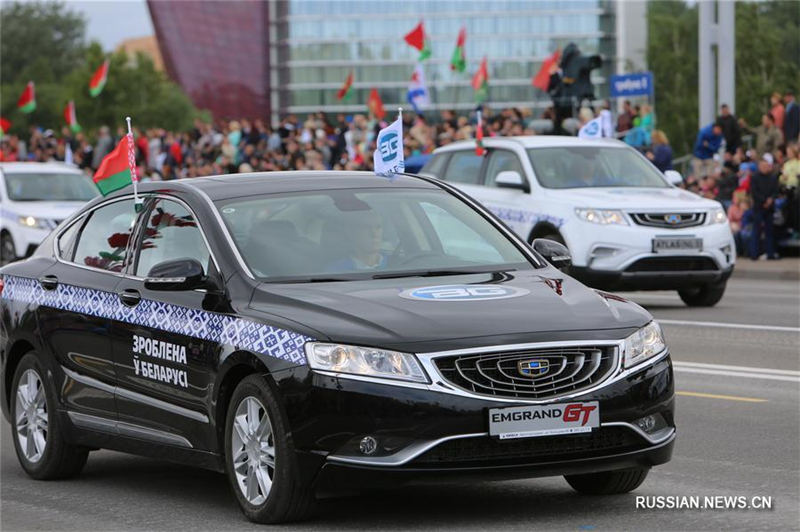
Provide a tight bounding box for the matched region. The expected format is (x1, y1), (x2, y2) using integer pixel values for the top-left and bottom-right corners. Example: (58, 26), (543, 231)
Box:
(373, 116), (404, 177)
(578, 116), (603, 139)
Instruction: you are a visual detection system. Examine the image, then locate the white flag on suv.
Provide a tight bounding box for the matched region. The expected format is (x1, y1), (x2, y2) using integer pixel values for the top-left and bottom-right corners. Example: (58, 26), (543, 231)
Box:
(373, 115), (405, 177)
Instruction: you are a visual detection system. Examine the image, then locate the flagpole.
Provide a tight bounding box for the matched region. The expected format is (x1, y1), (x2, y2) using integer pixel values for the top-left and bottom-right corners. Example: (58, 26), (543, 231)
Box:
(125, 116), (141, 210)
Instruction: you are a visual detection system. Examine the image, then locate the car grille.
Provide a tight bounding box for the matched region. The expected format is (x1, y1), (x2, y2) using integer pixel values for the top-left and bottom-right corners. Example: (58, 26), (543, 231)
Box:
(626, 256), (718, 272)
(433, 345), (618, 400)
(630, 212), (706, 229)
(413, 427), (644, 465)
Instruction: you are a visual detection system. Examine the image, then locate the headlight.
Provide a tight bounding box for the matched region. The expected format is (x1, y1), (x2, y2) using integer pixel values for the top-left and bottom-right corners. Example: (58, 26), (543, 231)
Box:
(305, 342), (429, 383)
(623, 321), (666, 369)
(18, 215), (49, 229)
(709, 207), (727, 224)
(575, 208), (629, 226)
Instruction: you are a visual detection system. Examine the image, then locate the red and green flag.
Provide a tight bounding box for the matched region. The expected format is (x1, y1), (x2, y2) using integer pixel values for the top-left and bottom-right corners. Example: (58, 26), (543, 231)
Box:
(0, 117), (10, 137)
(367, 88), (385, 120)
(63, 101), (81, 133)
(404, 21), (431, 61)
(89, 59), (110, 97)
(17, 82), (36, 114)
(475, 109), (485, 156)
(337, 71), (354, 101)
(93, 133), (137, 195)
(450, 26), (467, 72)
(532, 49), (560, 91)
(472, 56), (489, 103)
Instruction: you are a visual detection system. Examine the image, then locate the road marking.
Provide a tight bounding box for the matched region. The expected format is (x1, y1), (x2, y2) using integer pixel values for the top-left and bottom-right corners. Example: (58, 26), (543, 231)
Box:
(673, 364), (800, 383)
(674, 361), (800, 376)
(676, 391), (768, 403)
(658, 319), (800, 333)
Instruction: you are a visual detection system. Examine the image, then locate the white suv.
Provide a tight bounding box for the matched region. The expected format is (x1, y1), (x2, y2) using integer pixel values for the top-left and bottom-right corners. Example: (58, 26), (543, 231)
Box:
(0, 162), (98, 265)
(422, 136), (736, 306)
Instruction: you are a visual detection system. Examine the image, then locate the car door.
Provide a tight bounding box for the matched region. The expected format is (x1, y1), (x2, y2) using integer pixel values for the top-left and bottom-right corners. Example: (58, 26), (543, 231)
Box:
(111, 196), (223, 450)
(477, 149), (540, 239)
(37, 197), (138, 421)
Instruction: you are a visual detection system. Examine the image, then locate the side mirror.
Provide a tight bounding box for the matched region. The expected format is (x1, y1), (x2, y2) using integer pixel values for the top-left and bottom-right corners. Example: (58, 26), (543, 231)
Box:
(664, 170), (684, 186)
(495, 170), (529, 192)
(532, 238), (572, 271)
(144, 258), (206, 291)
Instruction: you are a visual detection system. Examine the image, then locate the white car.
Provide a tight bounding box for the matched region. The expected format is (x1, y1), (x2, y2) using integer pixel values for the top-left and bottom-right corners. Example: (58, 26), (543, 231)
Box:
(0, 162), (99, 265)
(422, 136), (736, 306)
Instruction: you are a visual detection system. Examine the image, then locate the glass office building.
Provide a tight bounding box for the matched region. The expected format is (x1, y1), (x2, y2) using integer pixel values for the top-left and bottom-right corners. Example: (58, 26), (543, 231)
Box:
(150, 0), (646, 120)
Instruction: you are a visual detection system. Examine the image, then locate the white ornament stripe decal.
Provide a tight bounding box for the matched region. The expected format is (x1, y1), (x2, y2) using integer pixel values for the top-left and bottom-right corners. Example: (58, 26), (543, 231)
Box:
(1, 275), (310, 364)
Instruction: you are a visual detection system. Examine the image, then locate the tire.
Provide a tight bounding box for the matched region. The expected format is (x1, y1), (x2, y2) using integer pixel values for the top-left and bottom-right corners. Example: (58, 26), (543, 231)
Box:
(565, 467), (650, 495)
(224, 374), (315, 524)
(10, 353), (89, 480)
(1, 231), (16, 266)
(678, 280), (727, 307)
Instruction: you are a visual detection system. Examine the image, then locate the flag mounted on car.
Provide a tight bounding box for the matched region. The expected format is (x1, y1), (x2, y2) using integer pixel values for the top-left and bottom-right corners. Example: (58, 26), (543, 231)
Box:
(373, 111), (405, 177)
(93, 117), (140, 204)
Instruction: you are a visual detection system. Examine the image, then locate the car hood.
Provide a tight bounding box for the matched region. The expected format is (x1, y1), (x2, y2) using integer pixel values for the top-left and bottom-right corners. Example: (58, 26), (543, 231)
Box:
(545, 186), (716, 211)
(249, 269), (651, 353)
(5, 200), (88, 222)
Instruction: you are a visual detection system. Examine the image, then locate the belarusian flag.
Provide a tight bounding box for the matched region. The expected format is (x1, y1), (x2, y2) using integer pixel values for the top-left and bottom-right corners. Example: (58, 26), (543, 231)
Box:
(404, 21), (431, 61)
(472, 56), (489, 103)
(0, 117), (10, 137)
(63, 101), (81, 133)
(93, 134), (136, 195)
(475, 109), (485, 156)
(532, 49), (560, 91)
(368, 88), (385, 120)
(17, 82), (36, 113)
(89, 59), (110, 97)
(337, 71), (354, 100)
(450, 27), (466, 72)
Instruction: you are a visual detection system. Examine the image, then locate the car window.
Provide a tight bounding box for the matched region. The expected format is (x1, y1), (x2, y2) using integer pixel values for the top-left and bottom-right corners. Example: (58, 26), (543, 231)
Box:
(217, 188), (537, 281)
(135, 199), (211, 277)
(420, 153), (450, 176)
(527, 147), (669, 189)
(57, 217), (83, 260)
(442, 151), (483, 185)
(485, 150), (524, 187)
(3, 172), (98, 201)
(73, 200), (136, 272)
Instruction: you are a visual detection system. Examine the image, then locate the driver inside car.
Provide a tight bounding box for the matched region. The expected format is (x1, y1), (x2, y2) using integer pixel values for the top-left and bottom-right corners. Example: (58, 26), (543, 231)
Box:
(325, 210), (387, 272)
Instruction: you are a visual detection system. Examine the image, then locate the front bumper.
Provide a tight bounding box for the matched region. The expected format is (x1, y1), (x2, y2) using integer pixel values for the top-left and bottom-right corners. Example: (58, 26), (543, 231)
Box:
(276, 352), (674, 493)
(571, 264), (734, 291)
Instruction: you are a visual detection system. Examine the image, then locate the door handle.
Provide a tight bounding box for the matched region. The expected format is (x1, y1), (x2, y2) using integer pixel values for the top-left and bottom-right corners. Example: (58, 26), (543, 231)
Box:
(39, 275), (59, 291)
(118, 289), (141, 307)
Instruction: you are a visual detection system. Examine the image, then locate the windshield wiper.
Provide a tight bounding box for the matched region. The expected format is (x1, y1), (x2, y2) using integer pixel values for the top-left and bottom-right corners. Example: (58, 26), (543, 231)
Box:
(372, 269), (510, 280)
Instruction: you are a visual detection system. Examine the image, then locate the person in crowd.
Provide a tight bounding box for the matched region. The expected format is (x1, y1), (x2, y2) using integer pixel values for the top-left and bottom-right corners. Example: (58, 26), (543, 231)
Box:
(692, 122), (723, 178)
(770, 92), (785, 131)
(728, 191), (753, 256)
(741, 112), (784, 156)
(617, 100), (634, 133)
(781, 143), (800, 189)
(638, 104), (654, 144)
(784, 91), (799, 144)
(91, 126), (113, 170)
(647, 129), (672, 172)
(717, 104), (741, 154)
(749, 153), (780, 260)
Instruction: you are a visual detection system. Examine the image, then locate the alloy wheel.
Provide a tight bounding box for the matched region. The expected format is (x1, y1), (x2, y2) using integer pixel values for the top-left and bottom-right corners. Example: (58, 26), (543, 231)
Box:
(231, 396), (275, 505)
(15, 369), (48, 463)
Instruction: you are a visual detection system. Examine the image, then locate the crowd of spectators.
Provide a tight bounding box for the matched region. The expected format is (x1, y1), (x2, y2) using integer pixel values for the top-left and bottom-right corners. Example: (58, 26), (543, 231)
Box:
(1, 94), (798, 259)
(688, 90), (799, 260)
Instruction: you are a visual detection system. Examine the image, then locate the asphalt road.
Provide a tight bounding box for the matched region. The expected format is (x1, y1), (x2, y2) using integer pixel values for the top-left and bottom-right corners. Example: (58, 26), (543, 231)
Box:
(1, 276), (798, 531)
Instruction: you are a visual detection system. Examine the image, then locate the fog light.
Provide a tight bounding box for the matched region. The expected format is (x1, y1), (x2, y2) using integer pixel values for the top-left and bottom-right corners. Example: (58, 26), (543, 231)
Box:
(359, 436), (378, 455)
(637, 415), (657, 433)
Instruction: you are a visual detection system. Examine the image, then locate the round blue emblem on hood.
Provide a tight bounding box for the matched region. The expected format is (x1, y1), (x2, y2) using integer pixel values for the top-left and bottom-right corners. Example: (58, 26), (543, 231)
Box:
(399, 284), (530, 301)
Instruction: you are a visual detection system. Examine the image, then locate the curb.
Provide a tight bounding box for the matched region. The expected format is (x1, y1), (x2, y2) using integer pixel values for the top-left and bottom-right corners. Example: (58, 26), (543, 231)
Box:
(732, 265), (800, 282)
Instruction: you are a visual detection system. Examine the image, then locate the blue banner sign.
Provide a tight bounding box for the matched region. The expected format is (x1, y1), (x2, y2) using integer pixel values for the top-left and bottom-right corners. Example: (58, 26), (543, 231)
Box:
(610, 72), (654, 98)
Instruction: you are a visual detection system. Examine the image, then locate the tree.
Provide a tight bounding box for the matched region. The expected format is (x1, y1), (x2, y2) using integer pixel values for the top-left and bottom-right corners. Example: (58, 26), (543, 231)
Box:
(0, 1), (87, 85)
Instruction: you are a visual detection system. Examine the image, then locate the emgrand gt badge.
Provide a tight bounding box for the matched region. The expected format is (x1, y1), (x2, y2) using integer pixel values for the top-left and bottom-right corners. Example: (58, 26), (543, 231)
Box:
(400, 284), (530, 301)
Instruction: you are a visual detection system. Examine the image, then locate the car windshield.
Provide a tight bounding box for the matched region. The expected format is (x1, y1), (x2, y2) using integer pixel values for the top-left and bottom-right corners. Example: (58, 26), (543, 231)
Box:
(217, 188), (538, 281)
(4, 172), (99, 201)
(527, 146), (669, 189)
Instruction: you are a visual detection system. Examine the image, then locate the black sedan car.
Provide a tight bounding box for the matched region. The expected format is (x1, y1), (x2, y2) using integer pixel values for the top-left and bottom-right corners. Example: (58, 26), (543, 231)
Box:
(0, 171), (674, 523)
